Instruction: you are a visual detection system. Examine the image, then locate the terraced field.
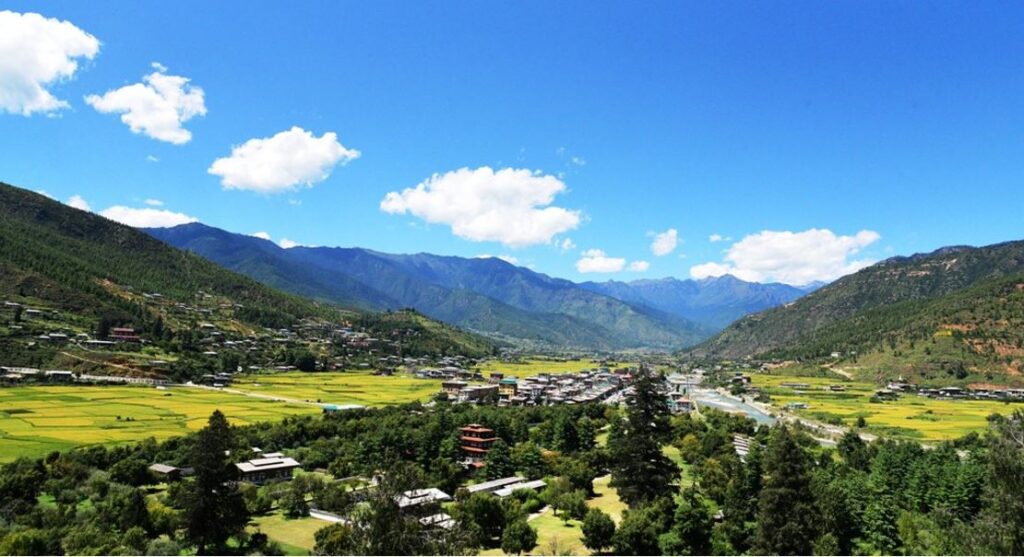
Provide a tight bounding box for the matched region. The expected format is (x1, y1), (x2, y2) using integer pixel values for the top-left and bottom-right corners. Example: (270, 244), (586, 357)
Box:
(750, 373), (1024, 441)
(0, 385), (318, 461)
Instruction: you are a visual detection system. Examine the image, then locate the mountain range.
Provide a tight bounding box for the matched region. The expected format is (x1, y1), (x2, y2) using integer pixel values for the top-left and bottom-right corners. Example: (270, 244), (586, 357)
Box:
(147, 223), (808, 351)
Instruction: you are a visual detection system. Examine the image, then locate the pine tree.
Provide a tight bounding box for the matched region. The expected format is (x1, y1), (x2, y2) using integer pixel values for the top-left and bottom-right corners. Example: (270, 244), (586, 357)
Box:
(609, 365), (678, 505)
(181, 411), (249, 554)
(754, 425), (819, 555)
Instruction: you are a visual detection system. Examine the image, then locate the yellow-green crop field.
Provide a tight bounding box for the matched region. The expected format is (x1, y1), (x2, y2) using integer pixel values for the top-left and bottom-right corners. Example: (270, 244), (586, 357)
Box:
(750, 373), (1024, 441)
(0, 385), (318, 462)
(230, 371), (444, 406)
(475, 359), (604, 379)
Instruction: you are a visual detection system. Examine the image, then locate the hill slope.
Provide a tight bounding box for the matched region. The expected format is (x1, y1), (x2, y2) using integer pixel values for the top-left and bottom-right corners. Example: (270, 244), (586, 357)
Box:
(579, 275), (806, 329)
(148, 223), (711, 350)
(691, 240), (1024, 360)
(0, 182), (494, 367)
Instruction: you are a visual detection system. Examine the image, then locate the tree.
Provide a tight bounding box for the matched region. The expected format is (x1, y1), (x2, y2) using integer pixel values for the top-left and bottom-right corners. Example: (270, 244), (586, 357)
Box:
(500, 519), (538, 555)
(658, 489), (713, 556)
(282, 482), (310, 518)
(109, 457), (155, 487)
(582, 508), (616, 554)
(609, 365), (678, 506)
(557, 490), (587, 523)
(485, 439), (515, 480)
(754, 425), (819, 555)
(511, 441), (548, 479)
(837, 429), (871, 471)
(453, 492), (507, 546)
(963, 411), (1024, 554)
(180, 411), (250, 554)
(612, 501), (670, 556)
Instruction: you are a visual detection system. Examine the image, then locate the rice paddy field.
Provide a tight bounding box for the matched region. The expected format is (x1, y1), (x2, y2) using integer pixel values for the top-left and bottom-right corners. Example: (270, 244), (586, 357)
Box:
(475, 359), (605, 379)
(0, 384), (319, 462)
(750, 373), (1024, 441)
(229, 371), (444, 406)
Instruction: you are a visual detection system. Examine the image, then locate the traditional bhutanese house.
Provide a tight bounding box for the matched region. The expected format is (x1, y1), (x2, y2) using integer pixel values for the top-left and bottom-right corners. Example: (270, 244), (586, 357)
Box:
(466, 476), (525, 496)
(460, 424), (497, 466)
(459, 384), (498, 403)
(148, 463), (192, 481)
(235, 455), (301, 484)
(397, 488), (452, 510)
(109, 327), (141, 342)
(498, 378), (518, 399)
(441, 380), (467, 397)
(493, 479), (547, 497)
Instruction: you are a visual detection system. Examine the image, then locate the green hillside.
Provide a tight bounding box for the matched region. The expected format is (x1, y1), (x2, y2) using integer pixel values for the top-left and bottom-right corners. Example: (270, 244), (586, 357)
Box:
(0, 182), (494, 369)
(691, 241), (1024, 360)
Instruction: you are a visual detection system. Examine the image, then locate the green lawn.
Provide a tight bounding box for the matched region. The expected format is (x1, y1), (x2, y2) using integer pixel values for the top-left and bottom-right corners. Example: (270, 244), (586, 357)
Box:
(0, 384), (317, 461)
(250, 511), (327, 555)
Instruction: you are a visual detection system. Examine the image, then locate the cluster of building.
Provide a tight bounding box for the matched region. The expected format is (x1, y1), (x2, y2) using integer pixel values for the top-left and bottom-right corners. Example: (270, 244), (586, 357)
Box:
(439, 368), (632, 407)
(879, 380), (1024, 401)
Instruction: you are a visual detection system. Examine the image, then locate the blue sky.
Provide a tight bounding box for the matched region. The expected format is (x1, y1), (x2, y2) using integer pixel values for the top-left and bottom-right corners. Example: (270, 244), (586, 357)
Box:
(2, 2), (1023, 285)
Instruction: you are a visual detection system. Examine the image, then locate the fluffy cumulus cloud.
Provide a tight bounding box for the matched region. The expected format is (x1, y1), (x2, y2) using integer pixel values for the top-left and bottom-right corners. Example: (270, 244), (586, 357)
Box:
(278, 238), (301, 249)
(144, 198), (163, 206)
(709, 233), (730, 243)
(0, 11), (100, 116)
(208, 127), (360, 193)
(628, 260), (650, 272)
(85, 63), (206, 144)
(576, 249), (625, 273)
(250, 231), (271, 240)
(99, 205), (197, 228)
(689, 228), (881, 284)
(66, 194), (90, 211)
(381, 167), (581, 248)
(650, 228), (679, 256)
(559, 237), (576, 252)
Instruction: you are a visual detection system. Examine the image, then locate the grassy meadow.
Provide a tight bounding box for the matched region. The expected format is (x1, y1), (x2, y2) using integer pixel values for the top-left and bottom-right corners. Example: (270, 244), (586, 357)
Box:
(749, 373), (1024, 441)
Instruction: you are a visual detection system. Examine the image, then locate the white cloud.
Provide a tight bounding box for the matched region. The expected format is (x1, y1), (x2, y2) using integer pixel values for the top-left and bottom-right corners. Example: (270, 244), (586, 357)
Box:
(0, 11), (100, 116)
(650, 228), (679, 256)
(85, 63), (206, 144)
(381, 166), (581, 248)
(66, 194), (90, 211)
(628, 260), (650, 272)
(559, 237), (576, 252)
(709, 233), (731, 243)
(250, 231), (271, 240)
(576, 249), (626, 273)
(144, 198), (163, 206)
(689, 228), (881, 284)
(146, 155), (160, 163)
(477, 254), (520, 265)
(278, 238), (301, 249)
(570, 156), (586, 167)
(208, 126), (360, 193)
(99, 205), (197, 228)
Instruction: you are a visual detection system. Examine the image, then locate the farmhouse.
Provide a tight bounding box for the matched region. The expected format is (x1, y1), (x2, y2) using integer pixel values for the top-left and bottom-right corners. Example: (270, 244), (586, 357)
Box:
(465, 476), (525, 496)
(235, 455), (302, 484)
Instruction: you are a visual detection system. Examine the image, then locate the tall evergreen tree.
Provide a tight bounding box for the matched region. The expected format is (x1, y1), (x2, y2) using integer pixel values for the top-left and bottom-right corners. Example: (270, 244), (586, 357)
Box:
(485, 439), (515, 480)
(609, 364), (678, 506)
(181, 411), (249, 554)
(754, 425), (819, 555)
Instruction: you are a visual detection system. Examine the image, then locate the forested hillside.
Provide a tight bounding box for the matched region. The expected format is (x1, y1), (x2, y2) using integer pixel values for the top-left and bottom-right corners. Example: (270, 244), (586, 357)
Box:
(691, 241), (1024, 360)
(0, 182), (495, 369)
